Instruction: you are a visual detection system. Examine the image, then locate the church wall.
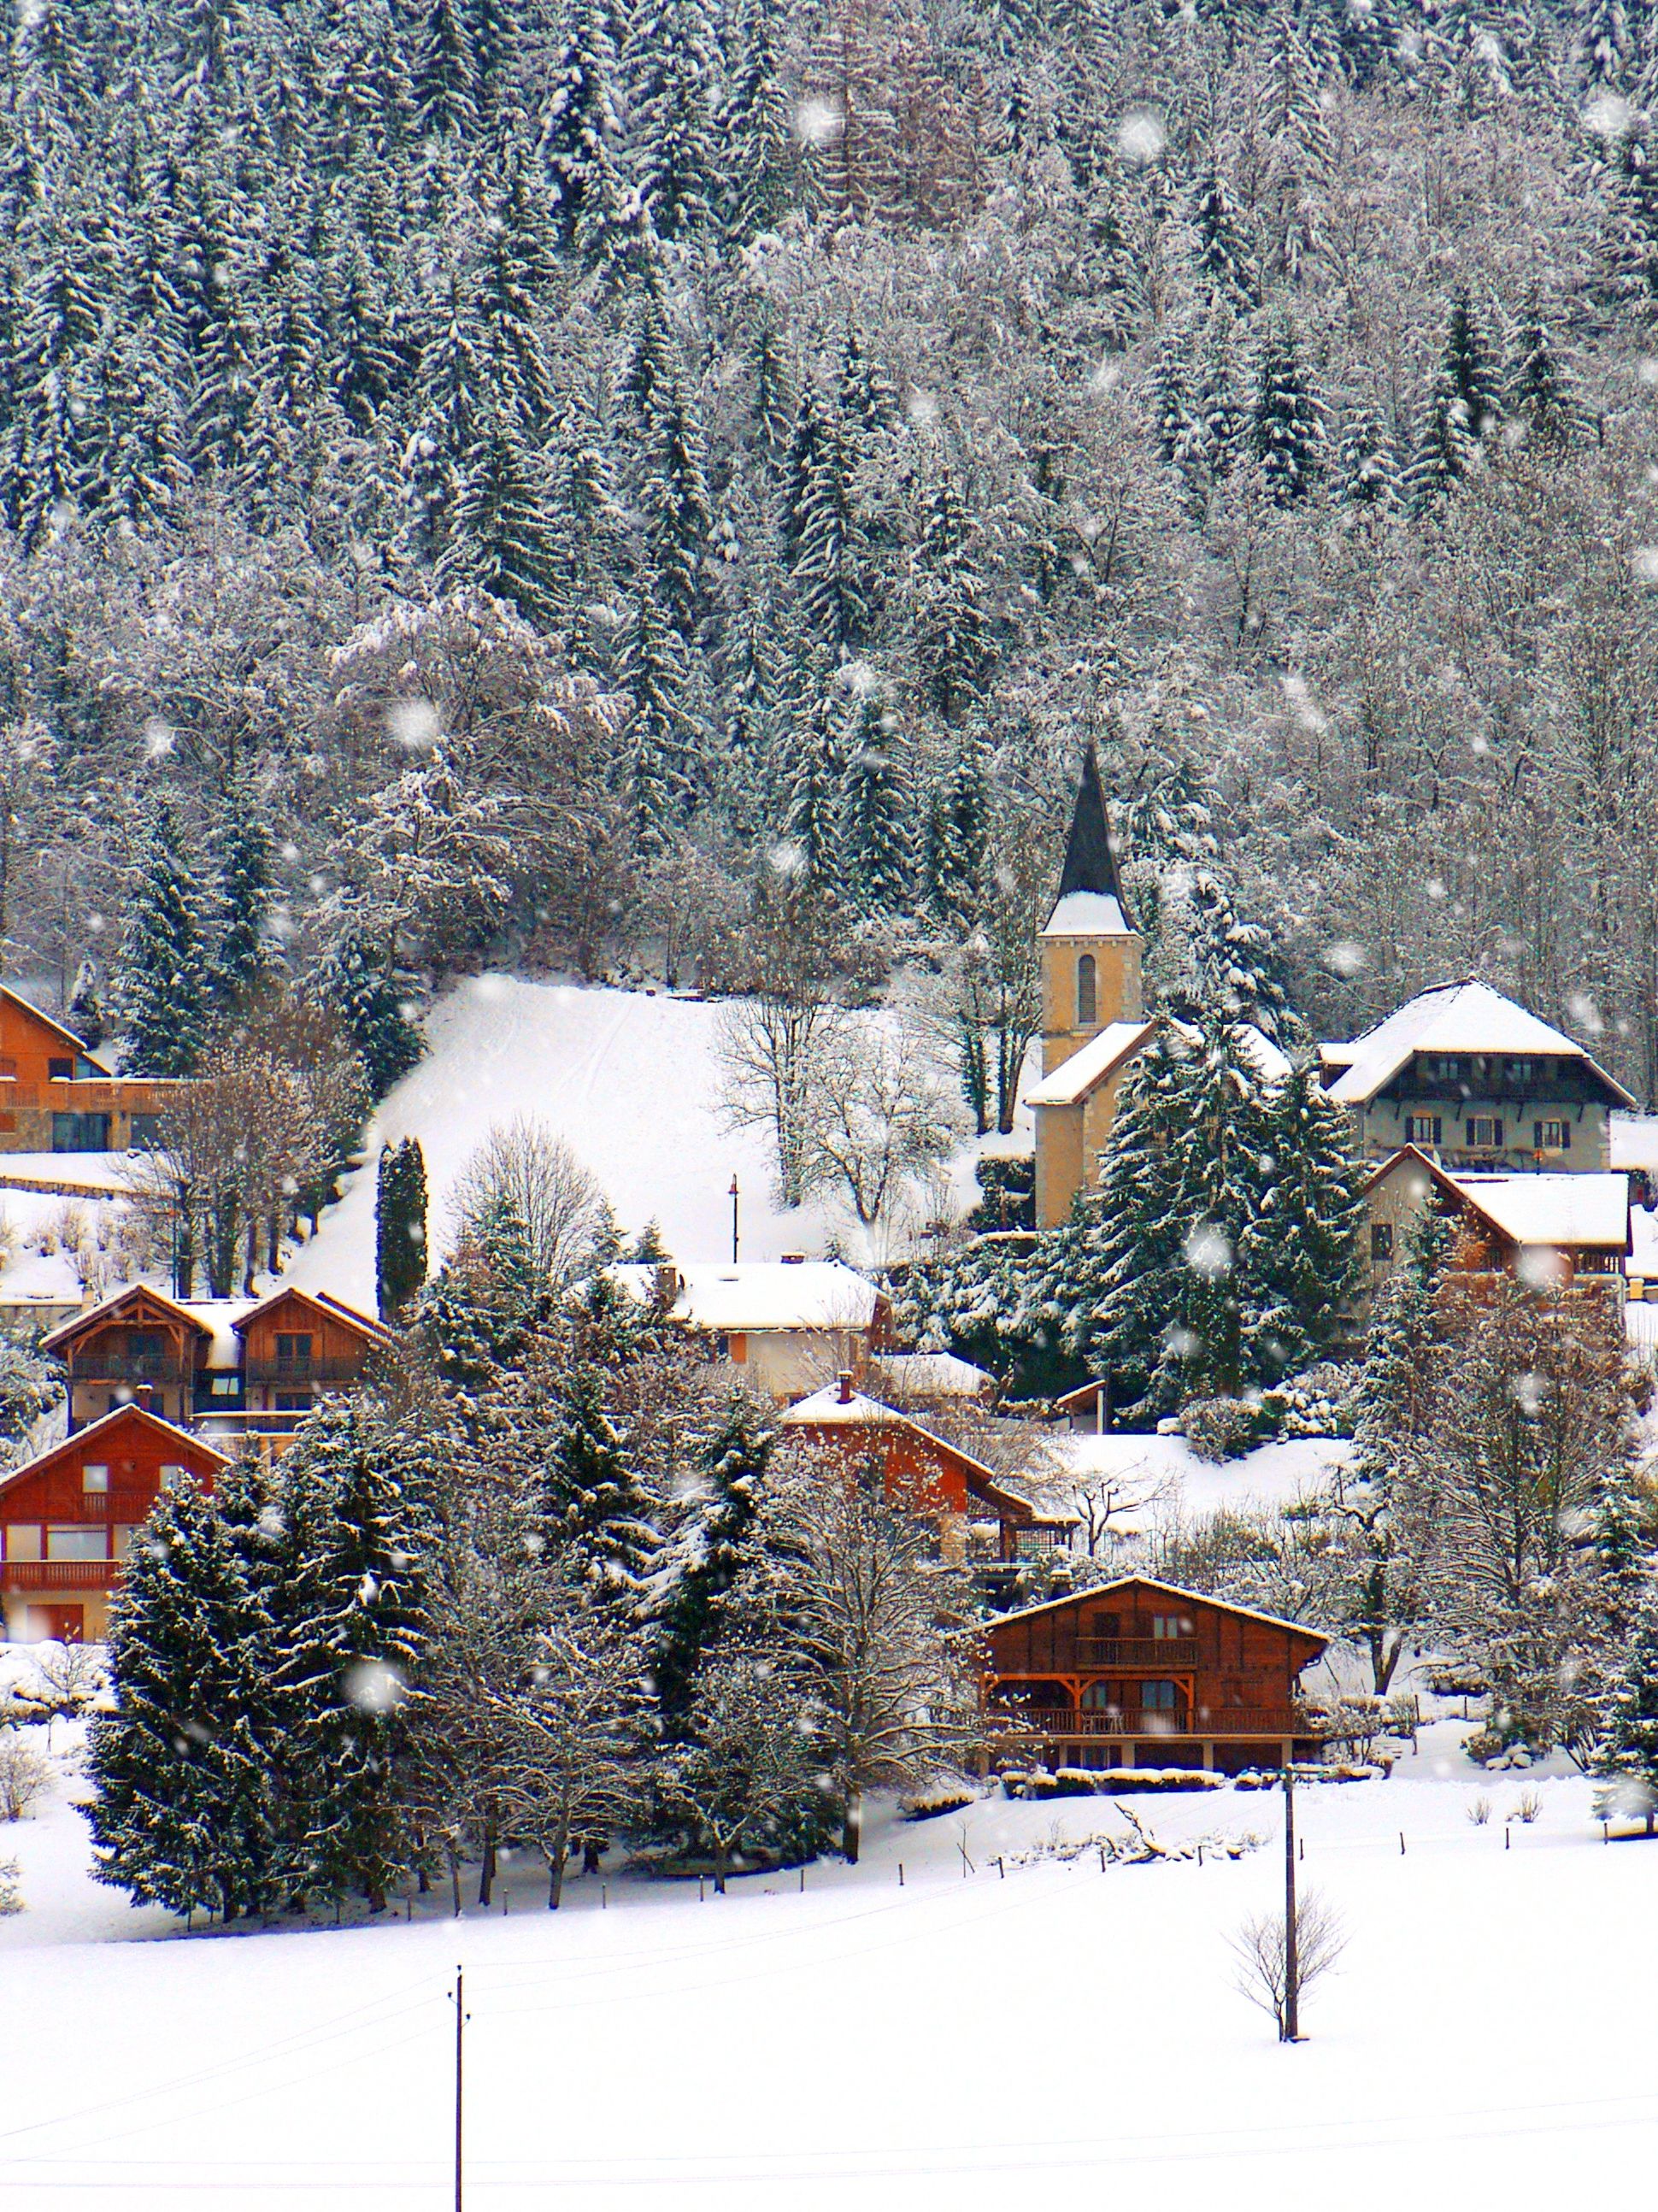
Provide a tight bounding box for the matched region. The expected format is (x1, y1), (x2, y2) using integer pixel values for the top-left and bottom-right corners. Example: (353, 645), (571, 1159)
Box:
(1034, 1103), (1085, 1229)
(1039, 934), (1143, 1074)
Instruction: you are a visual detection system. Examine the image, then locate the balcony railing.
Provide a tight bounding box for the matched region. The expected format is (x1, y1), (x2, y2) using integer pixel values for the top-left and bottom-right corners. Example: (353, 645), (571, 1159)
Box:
(67, 1356), (193, 1386)
(194, 1409), (313, 1437)
(1071, 1638), (1198, 1668)
(243, 1359), (366, 1387)
(2, 1560), (117, 1591)
(997, 1705), (1304, 1738)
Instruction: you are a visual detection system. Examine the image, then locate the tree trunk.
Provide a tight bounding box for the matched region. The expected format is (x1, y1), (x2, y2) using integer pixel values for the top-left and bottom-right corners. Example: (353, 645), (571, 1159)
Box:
(478, 1831), (495, 1908)
(713, 1842), (728, 1897)
(448, 1844), (462, 1920)
(842, 1792), (861, 1866)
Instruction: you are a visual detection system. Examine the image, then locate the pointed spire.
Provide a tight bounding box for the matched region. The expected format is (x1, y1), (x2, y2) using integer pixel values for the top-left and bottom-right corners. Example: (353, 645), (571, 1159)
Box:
(1056, 744), (1132, 914)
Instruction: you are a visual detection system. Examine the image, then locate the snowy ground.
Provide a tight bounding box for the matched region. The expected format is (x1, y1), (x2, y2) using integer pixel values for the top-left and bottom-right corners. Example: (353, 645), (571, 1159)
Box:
(0, 1701), (1652, 2209)
(285, 978), (1027, 1308)
(1034, 1430), (1349, 1535)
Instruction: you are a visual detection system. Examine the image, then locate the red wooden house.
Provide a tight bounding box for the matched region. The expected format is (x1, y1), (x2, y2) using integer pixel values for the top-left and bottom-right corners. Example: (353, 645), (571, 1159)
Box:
(0, 984), (179, 1153)
(44, 1282), (390, 1444)
(779, 1377), (1075, 1563)
(0, 1403), (227, 1643)
(973, 1578), (1330, 1774)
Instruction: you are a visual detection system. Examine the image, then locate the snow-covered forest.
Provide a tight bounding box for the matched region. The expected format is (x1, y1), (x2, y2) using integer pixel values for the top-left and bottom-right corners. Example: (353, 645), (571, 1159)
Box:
(7, 0), (1658, 1095)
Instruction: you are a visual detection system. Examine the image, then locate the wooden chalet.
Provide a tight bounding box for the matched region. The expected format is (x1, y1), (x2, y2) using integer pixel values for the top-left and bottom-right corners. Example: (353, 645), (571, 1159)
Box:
(1364, 1146), (1631, 1304)
(972, 1578), (1329, 1774)
(0, 985), (179, 1154)
(0, 1403), (227, 1642)
(43, 1282), (390, 1444)
(611, 1258), (890, 1402)
(779, 1376), (1075, 1564)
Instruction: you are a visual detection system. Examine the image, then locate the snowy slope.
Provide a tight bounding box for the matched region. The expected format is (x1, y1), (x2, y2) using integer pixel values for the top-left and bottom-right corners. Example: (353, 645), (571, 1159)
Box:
(0, 1715), (1654, 2210)
(285, 978), (1025, 1309)
(1038, 1430), (1350, 1532)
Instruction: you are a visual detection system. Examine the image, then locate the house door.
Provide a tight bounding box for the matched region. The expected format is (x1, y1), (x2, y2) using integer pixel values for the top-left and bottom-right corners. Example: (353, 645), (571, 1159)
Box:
(39, 1604), (84, 1644)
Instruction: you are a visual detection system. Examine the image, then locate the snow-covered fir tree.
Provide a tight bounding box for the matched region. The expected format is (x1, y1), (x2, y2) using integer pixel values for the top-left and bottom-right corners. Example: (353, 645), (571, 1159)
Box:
(112, 795), (207, 1077)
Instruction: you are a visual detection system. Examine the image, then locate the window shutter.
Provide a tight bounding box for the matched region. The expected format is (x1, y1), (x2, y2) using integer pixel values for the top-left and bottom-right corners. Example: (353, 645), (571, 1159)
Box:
(1534, 1121), (1543, 1150)
(1432, 1117), (1443, 1146)
(1466, 1120), (1476, 1147)
(1562, 1121), (1571, 1150)
(1494, 1119), (1503, 1148)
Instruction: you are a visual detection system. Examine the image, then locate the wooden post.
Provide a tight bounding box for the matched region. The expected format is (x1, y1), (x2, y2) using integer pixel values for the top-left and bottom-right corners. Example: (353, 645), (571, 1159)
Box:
(452, 1967), (466, 2212)
(1399, 1831), (1406, 1855)
(897, 1862), (904, 1885)
(1283, 1765), (1300, 2044)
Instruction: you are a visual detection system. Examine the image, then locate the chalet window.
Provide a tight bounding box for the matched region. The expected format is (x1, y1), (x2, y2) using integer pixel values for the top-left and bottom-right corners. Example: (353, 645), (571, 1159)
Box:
(274, 1332), (314, 1362)
(1508, 1059), (1536, 1085)
(47, 1527), (108, 1561)
(274, 1391), (315, 1414)
(1371, 1222), (1395, 1262)
(5, 1524), (40, 1561)
(1535, 1119), (1569, 1152)
(1423, 1056), (1461, 1082)
(1467, 1115), (1503, 1149)
(1576, 1250), (1618, 1275)
(47, 1057), (73, 1081)
(114, 1527), (138, 1559)
(127, 1332), (163, 1362)
(81, 1464), (109, 1495)
(209, 1375), (240, 1397)
(51, 1110), (110, 1152)
(158, 1464), (191, 1489)
(1150, 1615), (1191, 1640)
(1404, 1115), (1442, 1146)
(1080, 1683), (1121, 1713)
(1076, 954), (1097, 1027)
(128, 1114), (162, 1150)
(1087, 1613), (1121, 1638)
(1140, 1680), (1179, 1710)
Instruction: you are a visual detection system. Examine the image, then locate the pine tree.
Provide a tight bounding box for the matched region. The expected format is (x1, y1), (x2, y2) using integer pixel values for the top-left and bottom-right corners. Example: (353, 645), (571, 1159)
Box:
(909, 457), (996, 725)
(1591, 1577), (1658, 1832)
(276, 1397), (433, 1909)
(1239, 1056), (1365, 1379)
(619, 576), (697, 856)
(1506, 297), (1579, 448)
(114, 796), (207, 1078)
(650, 1387), (775, 1722)
(541, 0), (624, 249)
(1188, 168), (1261, 311)
(417, 1190), (547, 1396)
(780, 388), (869, 656)
(438, 403), (561, 626)
(779, 666), (845, 887)
(316, 927), (423, 1098)
(207, 768), (276, 1013)
(86, 1472), (285, 1921)
(720, 0), (797, 240)
(624, 0), (720, 241)
(414, 0), (481, 139)
(544, 1344), (664, 1601)
(1194, 302), (1247, 481)
(928, 720), (990, 930)
(1335, 405), (1403, 509)
(376, 1136), (429, 1318)
(1405, 286), (1503, 505)
(1250, 311), (1325, 503)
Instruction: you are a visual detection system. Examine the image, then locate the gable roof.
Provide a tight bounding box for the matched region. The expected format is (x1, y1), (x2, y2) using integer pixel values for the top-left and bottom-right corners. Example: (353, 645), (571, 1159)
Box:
(1026, 1021), (1156, 1108)
(1323, 980), (1637, 1108)
(610, 1260), (879, 1333)
(0, 982), (92, 1059)
(779, 1385), (1049, 1523)
(967, 1574), (1332, 1650)
(41, 1282), (213, 1352)
(0, 1401), (229, 1504)
(1044, 744), (1136, 936)
(1366, 1146), (1632, 1253)
(233, 1285), (390, 1342)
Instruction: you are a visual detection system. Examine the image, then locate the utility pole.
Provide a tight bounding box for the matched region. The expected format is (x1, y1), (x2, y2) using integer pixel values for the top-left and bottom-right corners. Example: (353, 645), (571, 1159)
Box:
(729, 1174), (740, 1263)
(1282, 1764), (1300, 2043)
(451, 1966), (467, 2210)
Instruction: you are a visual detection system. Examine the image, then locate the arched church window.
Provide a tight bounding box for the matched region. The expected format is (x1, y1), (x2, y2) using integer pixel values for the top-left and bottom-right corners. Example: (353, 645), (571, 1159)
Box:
(1076, 954), (1097, 1027)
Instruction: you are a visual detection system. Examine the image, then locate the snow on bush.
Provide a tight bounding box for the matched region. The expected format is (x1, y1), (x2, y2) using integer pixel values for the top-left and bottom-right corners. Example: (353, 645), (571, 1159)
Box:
(1002, 1767), (1227, 1797)
(897, 1776), (980, 1821)
(0, 1855), (18, 1914)
(0, 1738), (50, 1821)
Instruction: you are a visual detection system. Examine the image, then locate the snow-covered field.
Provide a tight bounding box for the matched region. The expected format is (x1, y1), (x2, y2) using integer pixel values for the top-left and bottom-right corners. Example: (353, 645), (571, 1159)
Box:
(286, 978), (1026, 1307)
(1040, 1430), (1349, 1532)
(1, 1710), (1653, 2210)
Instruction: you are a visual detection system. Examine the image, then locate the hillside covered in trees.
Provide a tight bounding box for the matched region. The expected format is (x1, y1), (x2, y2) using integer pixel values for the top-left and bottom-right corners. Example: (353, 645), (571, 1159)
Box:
(5, 0), (1658, 1098)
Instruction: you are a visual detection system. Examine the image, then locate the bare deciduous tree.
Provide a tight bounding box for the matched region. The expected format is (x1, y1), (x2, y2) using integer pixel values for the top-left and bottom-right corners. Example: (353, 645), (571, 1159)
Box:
(1232, 1889), (1347, 2040)
(798, 1023), (962, 1232)
(449, 1119), (610, 1287)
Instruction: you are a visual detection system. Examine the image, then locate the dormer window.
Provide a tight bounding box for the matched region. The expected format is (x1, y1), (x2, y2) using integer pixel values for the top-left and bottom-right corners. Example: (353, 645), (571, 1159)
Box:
(1076, 954), (1097, 1027)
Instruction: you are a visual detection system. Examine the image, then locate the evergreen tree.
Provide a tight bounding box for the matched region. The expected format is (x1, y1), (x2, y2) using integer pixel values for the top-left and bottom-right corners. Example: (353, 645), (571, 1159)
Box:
(1250, 311), (1325, 503)
(650, 1387), (775, 1722)
(928, 720), (990, 929)
(114, 796), (207, 1077)
(779, 666), (845, 887)
(1239, 1056), (1365, 1379)
(624, 0), (720, 240)
(619, 576), (697, 856)
(720, 0), (797, 239)
(1194, 302), (1248, 481)
(414, 0), (481, 138)
(417, 1191), (547, 1396)
(840, 684), (913, 916)
(316, 927), (423, 1098)
(86, 1472), (285, 1921)
(1405, 286), (1503, 504)
(780, 388), (869, 656)
(1188, 168), (1261, 311)
(207, 768), (276, 1012)
(1506, 297), (1579, 447)
(544, 1338), (664, 1600)
(276, 1397), (433, 1909)
(1335, 404), (1403, 509)
(1591, 1577), (1658, 1833)
(376, 1136), (429, 1318)
(68, 959), (103, 1050)
(909, 457), (996, 725)
(541, 0), (624, 250)
(438, 402), (560, 625)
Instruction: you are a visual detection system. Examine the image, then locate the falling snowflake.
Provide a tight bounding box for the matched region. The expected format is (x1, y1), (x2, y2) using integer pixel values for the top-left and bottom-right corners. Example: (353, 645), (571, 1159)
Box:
(388, 697), (442, 750)
(1567, 991), (1603, 1035)
(343, 1661), (406, 1714)
(1116, 107), (1166, 166)
(1585, 91), (1632, 139)
(796, 97), (841, 148)
(1184, 1223), (1232, 1279)
(767, 840), (806, 879)
(142, 718), (177, 762)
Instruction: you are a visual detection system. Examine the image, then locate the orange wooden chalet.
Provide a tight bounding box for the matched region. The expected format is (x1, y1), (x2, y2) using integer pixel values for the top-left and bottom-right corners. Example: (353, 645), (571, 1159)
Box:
(779, 1376), (1075, 1563)
(973, 1578), (1330, 1774)
(0, 1403), (227, 1642)
(0, 983), (180, 1154)
(44, 1282), (390, 1444)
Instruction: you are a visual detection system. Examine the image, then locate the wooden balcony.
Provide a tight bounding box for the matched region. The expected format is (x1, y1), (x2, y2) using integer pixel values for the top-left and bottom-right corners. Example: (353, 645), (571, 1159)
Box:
(3, 1560), (117, 1591)
(999, 1705), (1303, 1739)
(67, 1356), (193, 1386)
(242, 1358), (366, 1387)
(1071, 1638), (1198, 1668)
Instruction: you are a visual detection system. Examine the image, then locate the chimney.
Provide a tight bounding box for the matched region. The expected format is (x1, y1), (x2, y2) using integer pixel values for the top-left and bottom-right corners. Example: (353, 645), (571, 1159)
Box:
(135, 1381), (155, 1414)
(837, 1371), (854, 1405)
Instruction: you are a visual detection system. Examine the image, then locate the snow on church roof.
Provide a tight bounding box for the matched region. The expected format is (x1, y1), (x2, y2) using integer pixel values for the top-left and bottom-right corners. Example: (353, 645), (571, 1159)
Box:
(1026, 1021), (1156, 1108)
(1040, 891), (1132, 938)
(1321, 981), (1637, 1108)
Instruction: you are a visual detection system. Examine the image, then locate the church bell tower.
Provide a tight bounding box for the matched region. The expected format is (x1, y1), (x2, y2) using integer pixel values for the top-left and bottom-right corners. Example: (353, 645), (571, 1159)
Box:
(1039, 744), (1144, 1076)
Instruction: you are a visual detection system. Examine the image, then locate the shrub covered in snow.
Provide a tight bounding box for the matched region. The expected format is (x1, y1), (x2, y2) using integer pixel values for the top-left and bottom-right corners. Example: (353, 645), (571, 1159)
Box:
(1178, 1396), (1266, 1462)
(0, 1738), (50, 1822)
(1002, 1767), (1227, 1797)
(0, 1855), (18, 1914)
(897, 1776), (980, 1821)
(1255, 1362), (1356, 1441)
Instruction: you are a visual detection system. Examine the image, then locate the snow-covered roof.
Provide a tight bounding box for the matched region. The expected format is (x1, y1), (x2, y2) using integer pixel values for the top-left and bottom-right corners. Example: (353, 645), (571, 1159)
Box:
(0, 1401), (228, 1501)
(1025, 1021), (1155, 1108)
(1611, 1114), (1658, 1172)
(868, 1352), (994, 1399)
(1041, 891), (1132, 939)
(963, 1573), (1331, 1647)
(609, 1260), (879, 1333)
(1322, 981), (1636, 1107)
(42, 1284), (374, 1365)
(779, 1382), (894, 1427)
(1447, 1171), (1630, 1252)
(0, 1153), (133, 1195)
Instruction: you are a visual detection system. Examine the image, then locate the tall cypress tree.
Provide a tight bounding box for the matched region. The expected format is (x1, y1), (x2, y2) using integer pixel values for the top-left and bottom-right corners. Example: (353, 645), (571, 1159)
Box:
(114, 796), (207, 1077)
(376, 1136), (429, 1319)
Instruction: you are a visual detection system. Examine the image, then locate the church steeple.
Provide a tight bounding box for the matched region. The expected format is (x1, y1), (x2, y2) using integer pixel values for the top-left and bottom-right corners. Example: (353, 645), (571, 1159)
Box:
(1055, 742), (1132, 916)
